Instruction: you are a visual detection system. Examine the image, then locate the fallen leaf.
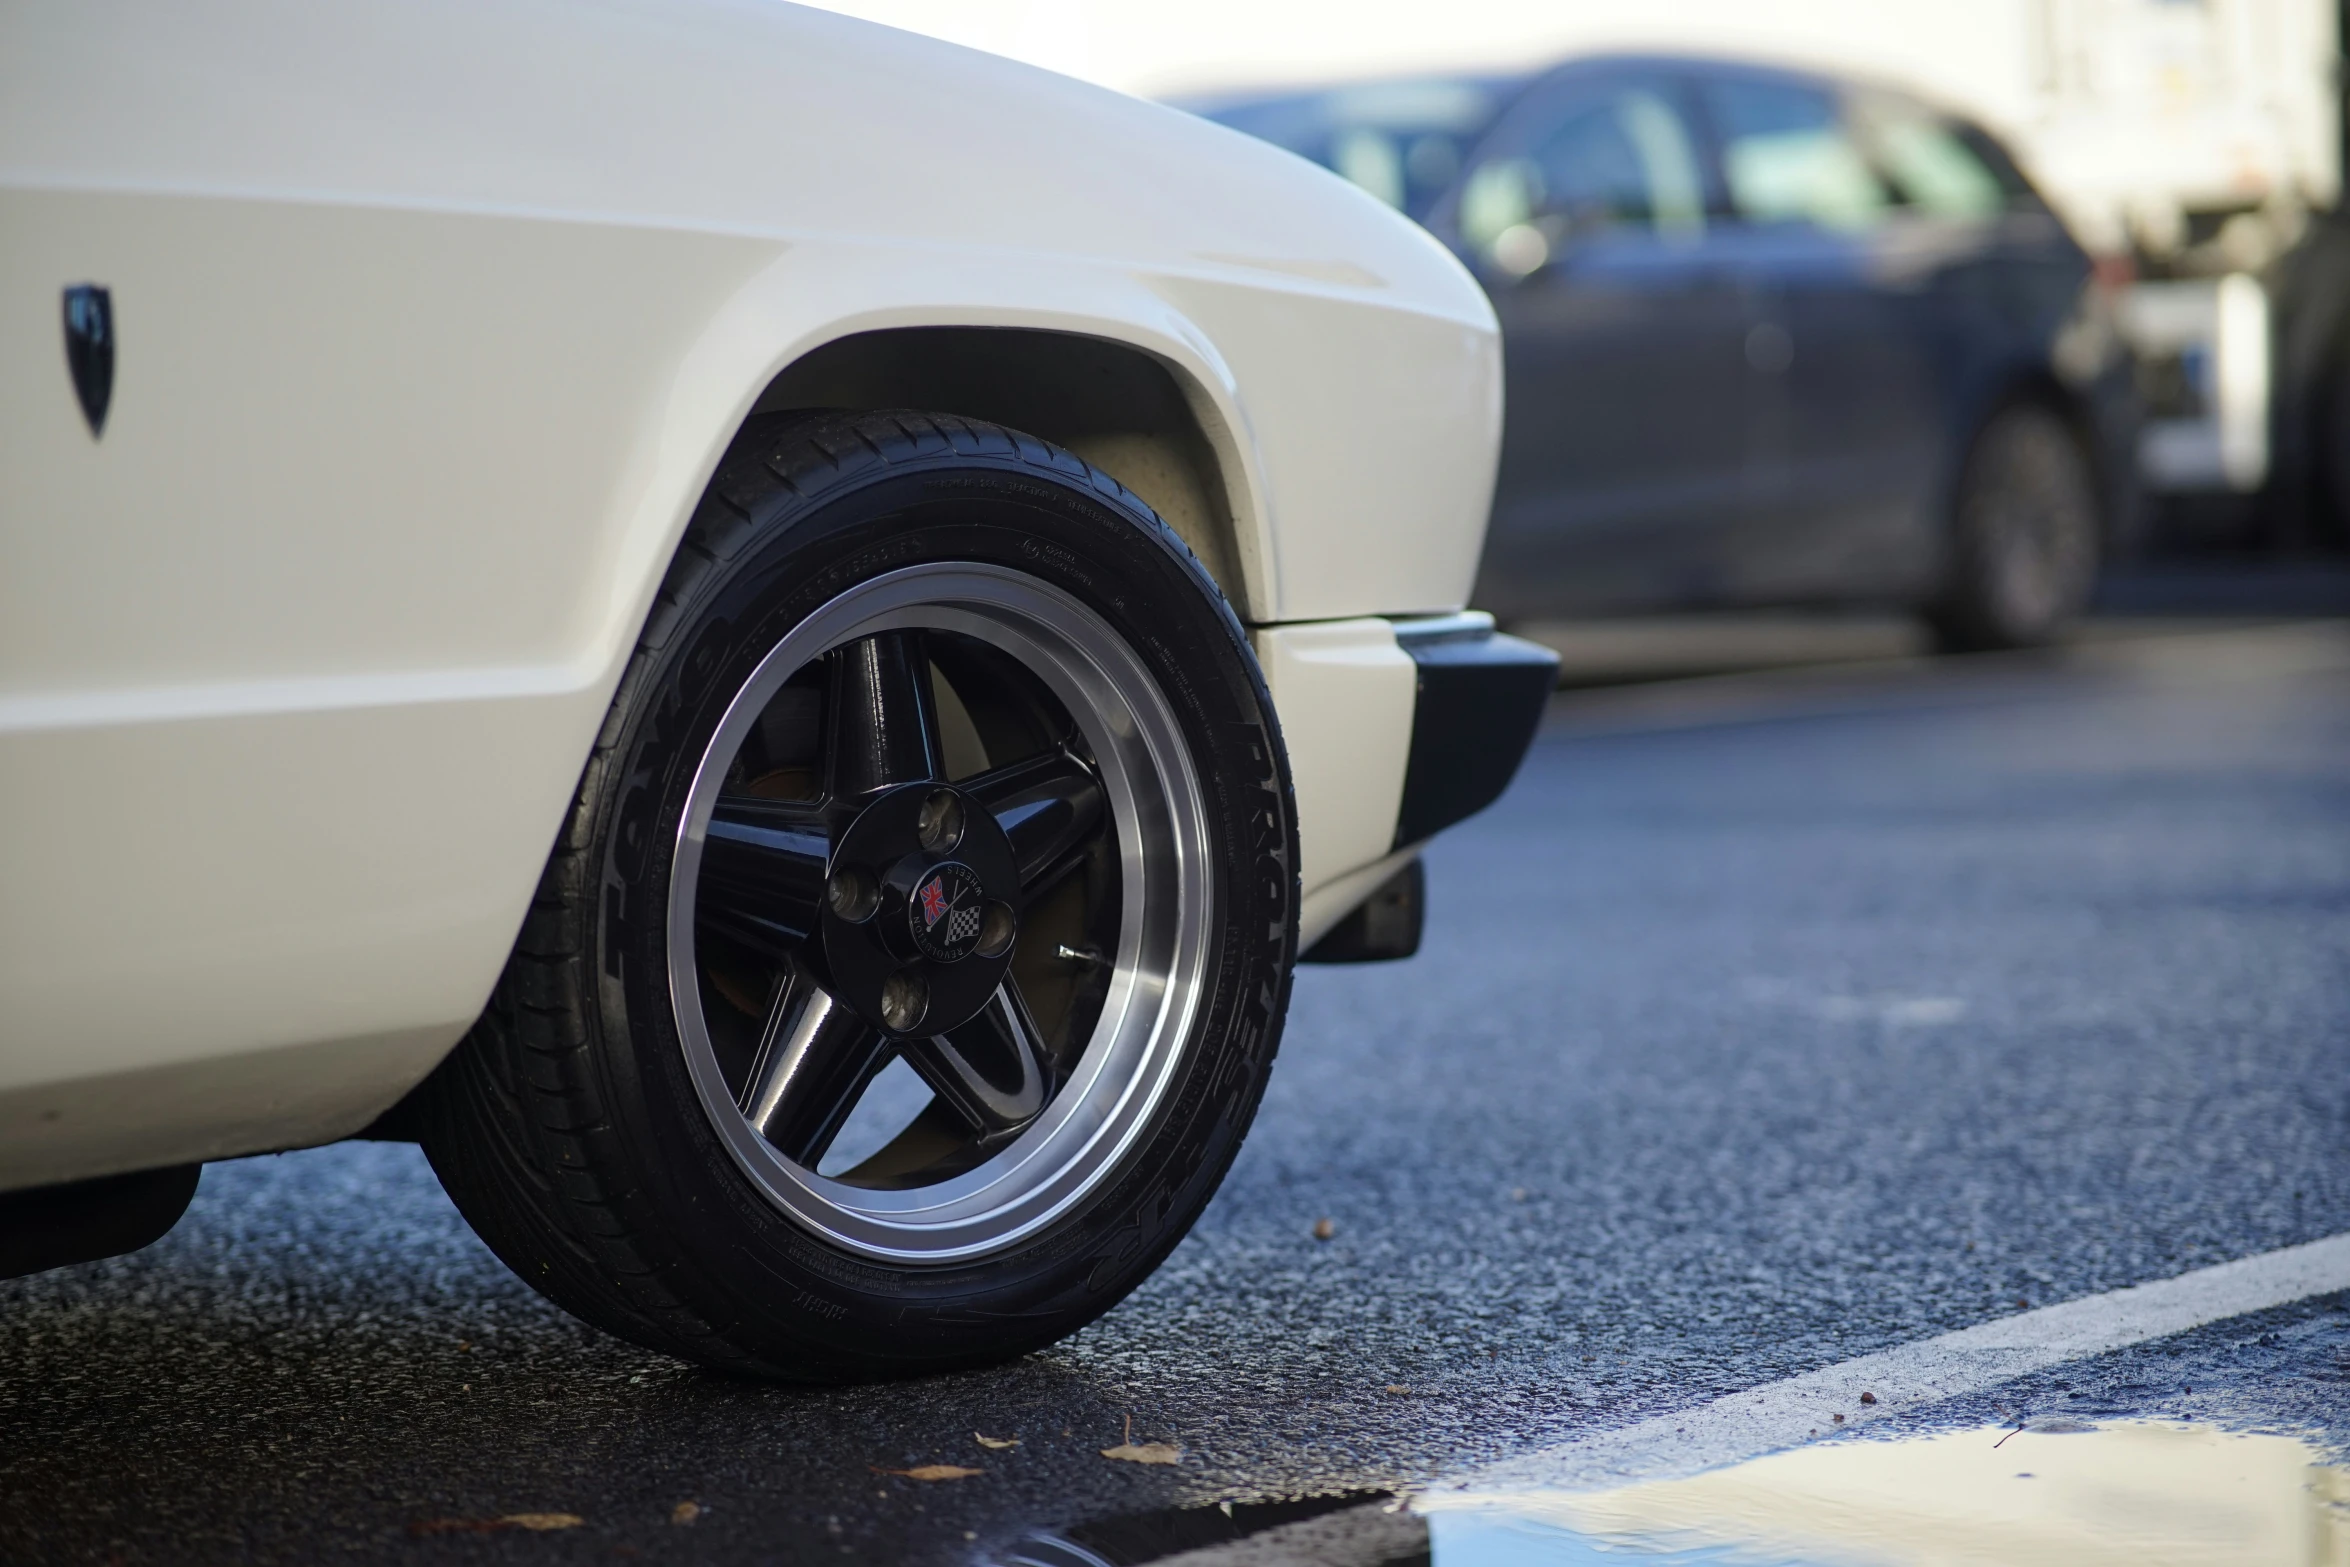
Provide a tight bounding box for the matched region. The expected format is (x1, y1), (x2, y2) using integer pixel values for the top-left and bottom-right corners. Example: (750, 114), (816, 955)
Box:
(875, 1465), (983, 1482)
(974, 1434), (1019, 1450)
(1101, 1412), (1182, 1466)
(1102, 1442), (1183, 1465)
(1312, 1218), (1335, 1241)
(670, 1501), (701, 1526)
(1860, 1391), (1877, 1405)
(1384, 1384), (1410, 1395)
(408, 1513), (584, 1537)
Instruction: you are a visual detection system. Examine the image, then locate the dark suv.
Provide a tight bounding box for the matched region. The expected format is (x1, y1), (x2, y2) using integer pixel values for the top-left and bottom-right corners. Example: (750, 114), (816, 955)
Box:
(1194, 54), (2139, 649)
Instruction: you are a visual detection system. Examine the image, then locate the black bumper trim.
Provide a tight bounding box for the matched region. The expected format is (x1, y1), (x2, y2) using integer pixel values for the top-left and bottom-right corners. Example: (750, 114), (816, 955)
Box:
(1390, 614), (1557, 848)
(0, 1163), (200, 1280)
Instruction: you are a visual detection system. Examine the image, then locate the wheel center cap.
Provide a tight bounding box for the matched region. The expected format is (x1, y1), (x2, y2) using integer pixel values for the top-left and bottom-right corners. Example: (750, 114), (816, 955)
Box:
(907, 861), (986, 963)
(820, 783), (1021, 1037)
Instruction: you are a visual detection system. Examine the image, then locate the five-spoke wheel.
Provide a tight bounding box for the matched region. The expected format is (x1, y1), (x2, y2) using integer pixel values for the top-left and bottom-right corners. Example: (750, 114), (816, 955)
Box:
(670, 564), (1213, 1261)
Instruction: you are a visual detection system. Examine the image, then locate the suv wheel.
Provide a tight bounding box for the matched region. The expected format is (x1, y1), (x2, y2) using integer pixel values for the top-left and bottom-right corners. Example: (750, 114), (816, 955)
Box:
(1926, 402), (2100, 652)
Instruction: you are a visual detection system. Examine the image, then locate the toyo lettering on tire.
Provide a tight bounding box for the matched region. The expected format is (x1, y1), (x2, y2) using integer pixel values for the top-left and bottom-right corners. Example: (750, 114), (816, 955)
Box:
(413, 410), (1298, 1379)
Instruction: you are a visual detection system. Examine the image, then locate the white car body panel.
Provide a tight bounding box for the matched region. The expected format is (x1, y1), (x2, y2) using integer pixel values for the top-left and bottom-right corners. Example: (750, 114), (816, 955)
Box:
(0, 0), (1502, 1189)
(1252, 622), (1419, 917)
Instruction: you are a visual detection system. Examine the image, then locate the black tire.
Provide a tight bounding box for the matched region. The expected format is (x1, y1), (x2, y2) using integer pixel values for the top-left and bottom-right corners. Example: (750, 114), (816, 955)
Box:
(413, 410), (1297, 1380)
(2321, 346), (2350, 550)
(1924, 402), (2101, 652)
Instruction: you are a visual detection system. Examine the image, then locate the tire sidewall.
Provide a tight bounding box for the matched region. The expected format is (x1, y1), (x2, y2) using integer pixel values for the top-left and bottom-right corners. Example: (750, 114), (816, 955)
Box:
(584, 447), (1295, 1372)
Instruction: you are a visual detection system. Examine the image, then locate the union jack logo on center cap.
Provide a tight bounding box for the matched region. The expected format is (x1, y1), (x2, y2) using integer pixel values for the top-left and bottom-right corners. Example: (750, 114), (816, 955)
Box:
(908, 860), (985, 962)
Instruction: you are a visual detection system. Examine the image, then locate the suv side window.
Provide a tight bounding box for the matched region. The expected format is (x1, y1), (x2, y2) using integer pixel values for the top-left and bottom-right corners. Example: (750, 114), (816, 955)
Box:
(1851, 96), (2009, 218)
(1699, 76), (1888, 231)
(1457, 77), (1706, 275)
(1951, 121), (2045, 209)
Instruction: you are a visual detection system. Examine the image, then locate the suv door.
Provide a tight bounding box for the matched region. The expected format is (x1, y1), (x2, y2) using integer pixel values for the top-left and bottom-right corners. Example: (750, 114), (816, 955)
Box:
(1691, 69), (1944, 602)
(1440, 69), (1757, 618)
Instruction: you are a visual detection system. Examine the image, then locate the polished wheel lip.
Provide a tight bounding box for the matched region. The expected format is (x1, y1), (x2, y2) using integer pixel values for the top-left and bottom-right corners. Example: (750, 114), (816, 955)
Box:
(668, 562), (1213, 1265)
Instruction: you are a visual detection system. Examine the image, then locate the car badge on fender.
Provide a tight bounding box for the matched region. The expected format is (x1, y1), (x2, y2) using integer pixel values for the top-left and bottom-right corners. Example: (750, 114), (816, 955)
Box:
(62, 284), (114, 438)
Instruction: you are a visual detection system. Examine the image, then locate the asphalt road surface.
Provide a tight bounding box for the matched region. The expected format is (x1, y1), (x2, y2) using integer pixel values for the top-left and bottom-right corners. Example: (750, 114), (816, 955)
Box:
(5, 620), (2347, 1565)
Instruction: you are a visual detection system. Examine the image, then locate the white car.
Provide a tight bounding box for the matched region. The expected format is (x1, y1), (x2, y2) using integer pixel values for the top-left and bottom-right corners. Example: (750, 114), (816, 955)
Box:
(0, 0), (1554, 1377)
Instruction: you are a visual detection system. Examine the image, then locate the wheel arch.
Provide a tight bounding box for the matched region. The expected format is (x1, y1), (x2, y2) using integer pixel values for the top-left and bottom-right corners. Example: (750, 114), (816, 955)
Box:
(744, 326), (1262, 618)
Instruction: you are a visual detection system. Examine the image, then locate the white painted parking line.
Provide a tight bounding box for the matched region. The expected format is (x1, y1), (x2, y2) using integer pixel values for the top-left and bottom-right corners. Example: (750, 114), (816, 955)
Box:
(1428, 1230), (2350, 1503)
(1141, 1235), (2350, 1567)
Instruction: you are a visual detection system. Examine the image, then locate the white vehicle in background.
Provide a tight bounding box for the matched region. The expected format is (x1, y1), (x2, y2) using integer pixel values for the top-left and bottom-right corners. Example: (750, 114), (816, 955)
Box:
(0, 0), (1552, 1378)
(1759, 0), (2341, 519)
(2010, 0), (2338, 517)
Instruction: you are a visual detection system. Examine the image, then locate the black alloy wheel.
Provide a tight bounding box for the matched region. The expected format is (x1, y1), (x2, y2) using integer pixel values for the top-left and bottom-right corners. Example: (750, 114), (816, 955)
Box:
(415, 410), (1297, 1379)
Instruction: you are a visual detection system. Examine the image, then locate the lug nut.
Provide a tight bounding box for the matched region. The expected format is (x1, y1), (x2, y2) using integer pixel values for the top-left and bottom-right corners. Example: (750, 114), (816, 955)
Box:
(916, 789), (965, 854)
(975, 901), (1017, 959)
(826, 864), (879, 922)
(879, 971), (929, 1033)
